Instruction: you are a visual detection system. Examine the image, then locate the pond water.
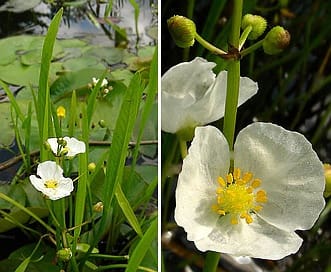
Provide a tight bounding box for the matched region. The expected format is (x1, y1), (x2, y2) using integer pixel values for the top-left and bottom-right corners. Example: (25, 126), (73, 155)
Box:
(0, 0), (158, 182)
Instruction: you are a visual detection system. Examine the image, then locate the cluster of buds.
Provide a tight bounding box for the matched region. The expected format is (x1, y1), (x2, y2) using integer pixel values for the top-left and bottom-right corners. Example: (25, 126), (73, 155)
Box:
(167, 12), (290, 56)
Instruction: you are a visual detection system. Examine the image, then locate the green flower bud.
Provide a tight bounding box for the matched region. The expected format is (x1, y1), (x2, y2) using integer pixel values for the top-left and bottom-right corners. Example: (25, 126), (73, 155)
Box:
(88, 162), (96, 172)
(167, 15), (196, 48)
(263, 26), (290, 55)
(93, 201), (104, 212)
(324, 163), (331, 198)
(60, 147), (69, 156)
(57, 138), (67, 147)
(98, 119), (106, 128)
(241, 14), (267, 40)
(57, 248), (72, 262)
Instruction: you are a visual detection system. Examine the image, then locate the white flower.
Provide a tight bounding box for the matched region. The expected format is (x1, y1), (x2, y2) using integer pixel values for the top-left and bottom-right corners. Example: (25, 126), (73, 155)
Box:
(92, 77), (108, 87)
(175, 123), (325, 260)
(161, 57), (258, 134)
(47, 136), (86, 157)
(29, 161), (74, 200)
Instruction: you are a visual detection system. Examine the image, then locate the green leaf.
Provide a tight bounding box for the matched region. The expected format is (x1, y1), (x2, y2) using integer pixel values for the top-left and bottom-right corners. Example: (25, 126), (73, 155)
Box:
(98, 72), (144, 241)
(115, 184), (143, 237)
(38, 8), (63, 160)
(125, 217), (157, 272)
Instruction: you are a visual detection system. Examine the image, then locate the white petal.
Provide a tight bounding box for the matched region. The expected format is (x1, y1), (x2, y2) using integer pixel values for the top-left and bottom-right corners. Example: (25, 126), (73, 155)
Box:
(195, 71), (258, 124)
(37, 161), (63, 181)
(29, 175), (46, 193)
(47, 138), (59, 155)
(194, 215), (303, 260)
(175, 126), (230, 241)
(64, 137), (86, 157)
(234, 122), (325, 231)
(161, 57), (216, 133)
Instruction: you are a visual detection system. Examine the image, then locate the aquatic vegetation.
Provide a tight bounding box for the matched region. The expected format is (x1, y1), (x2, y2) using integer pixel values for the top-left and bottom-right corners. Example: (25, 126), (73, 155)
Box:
(0, 4), (158, 271)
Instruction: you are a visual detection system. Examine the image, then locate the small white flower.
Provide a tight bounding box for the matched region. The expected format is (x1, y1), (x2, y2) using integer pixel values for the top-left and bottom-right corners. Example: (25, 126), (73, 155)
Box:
(175, 123), (325, 260)
(47, 136), (86, 157)
(92, 77), (108, 87)
(29, 161), (74, 200)
(161, 57), (258, 134)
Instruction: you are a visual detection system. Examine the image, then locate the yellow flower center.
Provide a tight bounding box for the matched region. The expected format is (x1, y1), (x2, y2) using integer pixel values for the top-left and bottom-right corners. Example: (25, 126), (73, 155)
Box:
(45, 179), (58, 189)
(212, 168), (267, 225)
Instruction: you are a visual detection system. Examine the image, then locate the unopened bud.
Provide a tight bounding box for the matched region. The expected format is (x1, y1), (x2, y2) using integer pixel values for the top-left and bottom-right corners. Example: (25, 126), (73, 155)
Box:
(57, 248), (72, 262)
(324, 163), (331, 198)
(60, 147), (69, 156)
(56, 106), (66, 119)
(57, 138), (67, 147)
(263, 26), (290, 55)
(167, 15), (196, 48)
(88, 162), (96, 172)
(241, 14), (267, 40)
(98, 119), (106, 128)
(93, 201), (104, 212)
(44, 141), (51, 151)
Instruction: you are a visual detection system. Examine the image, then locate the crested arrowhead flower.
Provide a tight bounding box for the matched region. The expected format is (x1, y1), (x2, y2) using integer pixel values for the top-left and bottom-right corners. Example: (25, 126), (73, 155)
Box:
(161, 57), (258, 138)
(92, 77), (108, 87)
(29, 161), (74, 200)
(175, 123), (325, 259)
(47, 136), (86, 158)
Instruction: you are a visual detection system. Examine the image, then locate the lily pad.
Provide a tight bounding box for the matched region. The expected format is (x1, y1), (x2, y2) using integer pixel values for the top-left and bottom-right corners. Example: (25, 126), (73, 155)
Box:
(84, 46), (124, 65)
(0, 0), (41, 13)
(62, 56), (104, 71)
(0, 102), (15, 147)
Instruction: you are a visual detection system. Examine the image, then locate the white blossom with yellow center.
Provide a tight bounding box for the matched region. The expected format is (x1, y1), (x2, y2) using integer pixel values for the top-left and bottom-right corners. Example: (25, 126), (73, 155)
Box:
(161, 57), (258, 134)
(175, 123), (325, 260)
(29, 161), (74, 200)
(47, 136), (86, 157)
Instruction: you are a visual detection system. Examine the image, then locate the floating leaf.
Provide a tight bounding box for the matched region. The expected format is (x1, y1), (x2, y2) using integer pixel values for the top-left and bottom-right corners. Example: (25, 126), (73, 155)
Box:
(0, 0), (41, 13)
(0, 102), (15, 147)
(84, 46), (124, 65)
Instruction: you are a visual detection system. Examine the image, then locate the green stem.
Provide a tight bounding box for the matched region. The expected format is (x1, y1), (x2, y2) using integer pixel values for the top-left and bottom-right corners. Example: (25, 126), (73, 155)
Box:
(223, 61), (240, 148)
(195, 33), (227, 56)
(222, 0), (243, 150)
(239, 25), (252, 50)
(240, 39), (264, 57)
(203, 251), (221, 272)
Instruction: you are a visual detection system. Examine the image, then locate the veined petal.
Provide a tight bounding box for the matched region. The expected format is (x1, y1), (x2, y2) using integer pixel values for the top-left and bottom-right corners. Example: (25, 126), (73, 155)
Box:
(194, 215), (303, 260)
(161, 57), (216, 133)
(194, 71), (258, 125)
(36, 161), (62, 181)
(175, 126), (230, 240)
(234, 122), (325, 231)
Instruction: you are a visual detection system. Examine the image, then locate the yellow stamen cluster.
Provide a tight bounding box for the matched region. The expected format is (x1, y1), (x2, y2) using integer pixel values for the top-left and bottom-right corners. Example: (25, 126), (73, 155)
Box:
(45, 179), (58, 189)
(212, 168), (267, 225)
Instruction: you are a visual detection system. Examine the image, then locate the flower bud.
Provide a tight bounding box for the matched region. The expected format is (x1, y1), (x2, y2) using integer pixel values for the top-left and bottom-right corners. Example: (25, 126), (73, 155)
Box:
(98, 119), (106, 128)
(57, 138), (67, 147)
(60, 147), (69, 156)
(263, 26), (290, 55)
(88, 162), (96, 172)
(56, 106), (66, 119)
(324, 163), (331, 198)
(57, 248), (72, 262)
(241, 14), (267, 40)
(167, 15), (196, 48)
(93, 201), (104, 212)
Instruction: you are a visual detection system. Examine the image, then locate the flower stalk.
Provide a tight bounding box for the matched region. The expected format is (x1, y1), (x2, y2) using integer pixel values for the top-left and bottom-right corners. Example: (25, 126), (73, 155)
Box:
(204, 1), (243, 270)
